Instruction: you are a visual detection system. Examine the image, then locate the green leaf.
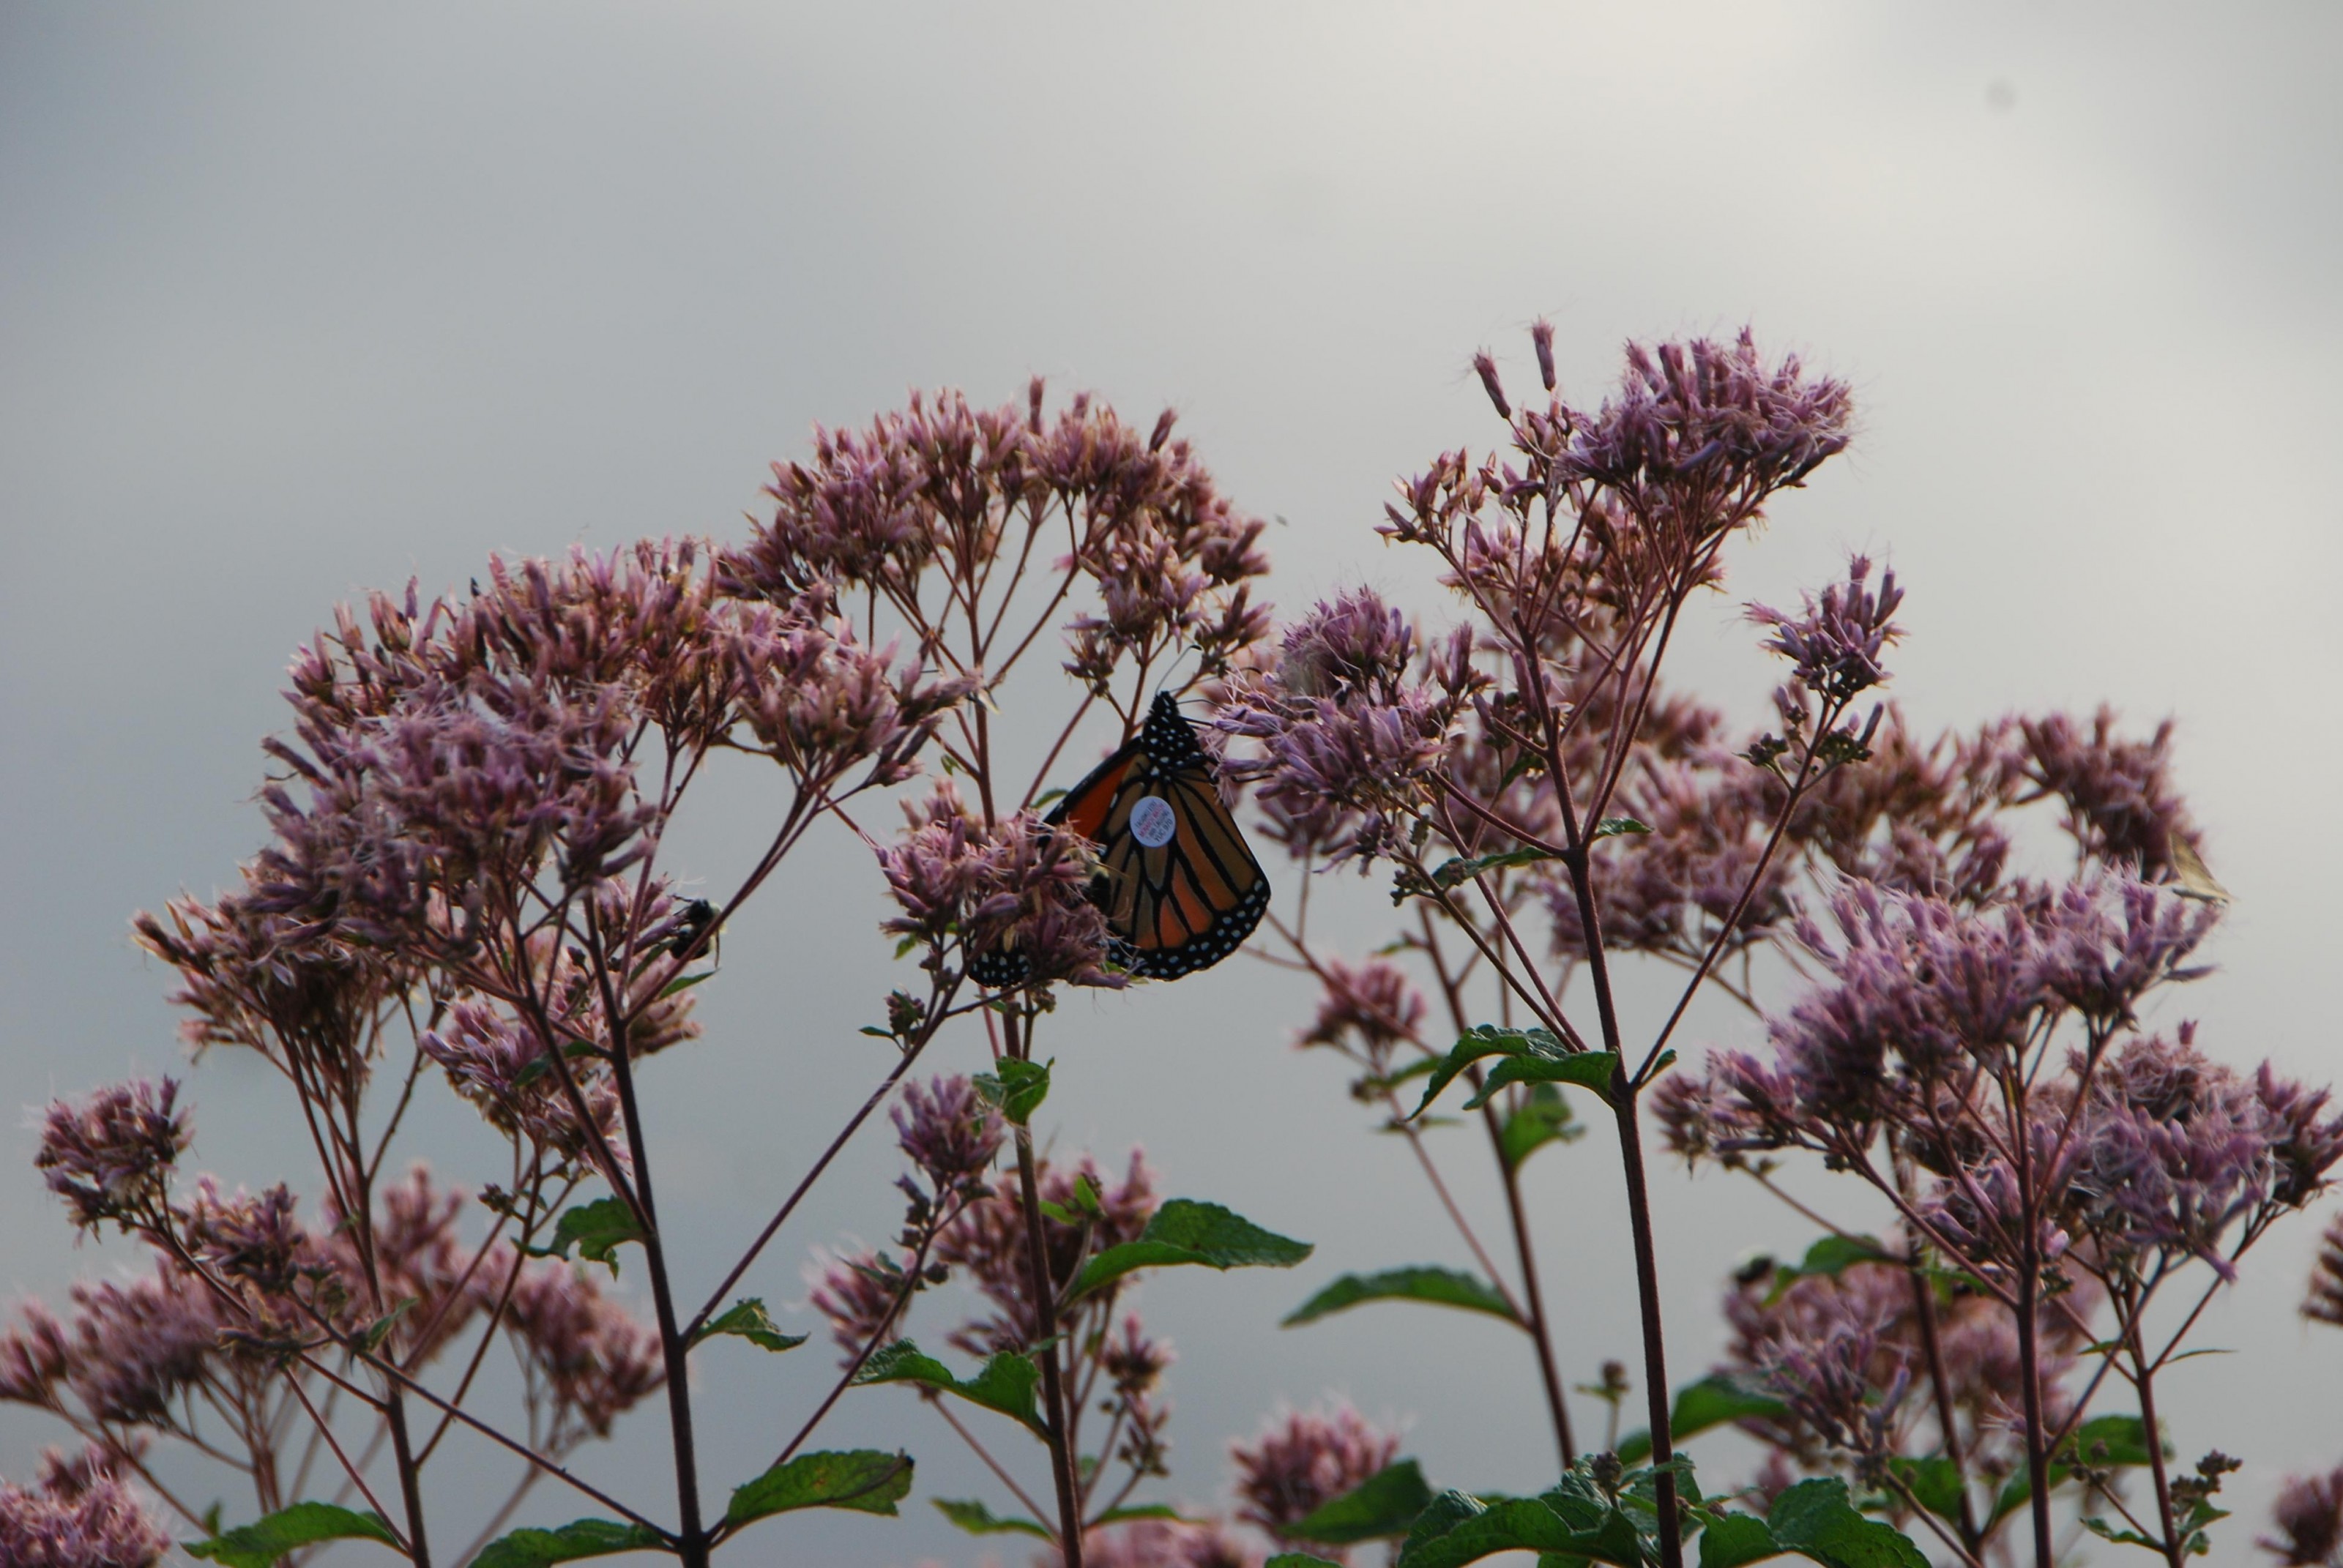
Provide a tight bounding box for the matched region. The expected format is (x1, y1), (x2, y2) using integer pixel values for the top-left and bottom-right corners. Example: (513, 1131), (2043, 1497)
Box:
(853, 1340), (1045, 1436)
(722, 1449), (913, 1530)
(1412, 1025), (1561, 1115)
(1392, 845), (1565, 904)
(2062, 1412), (2156, 1467)
(2079, 1516), (2161, 1550)
(1095, 1504), (1190, 1526)
(354, 1296), (419, 1355)
(1065, 1199), (1313, 1302)
(1989, 1412), (2160, 1526)
(1764, 1235), (1891, 1303)
(1697, 1511), (1784, 1568)
(470, 1517), (665, 1568)
(1288, 1460), (1436, 1545)
(1885, 1455), (1964, 1524)
(1765, 1478), (1929, 1568)
(934, 1498), (1052, 1538)
(1616, 1375), (1787, 1464)
(657, 968), (715, 1000)
(1266, 1556), (1346, 1568)
(1462, 1050), (1620, 1111)
(520, 1198), (646, 1276)
(975, 1058), (1051, 1125)
(1283, 1267), (1521, 1329)
(1500, 1085), (1583, 1171)
(185, 1503), (401, 1567)
(1040, 1173), (1104, 1225)
(1412, 1026), (1615, 1119)
(1593, 817), (1653, 839)
(690, 1297), (808, 1354)
(1391, 1487), (1644, 1568)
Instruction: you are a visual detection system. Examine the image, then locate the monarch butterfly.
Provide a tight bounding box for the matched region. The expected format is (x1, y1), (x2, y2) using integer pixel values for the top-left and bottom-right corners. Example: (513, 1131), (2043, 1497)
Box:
(972, 692), (1270, 985)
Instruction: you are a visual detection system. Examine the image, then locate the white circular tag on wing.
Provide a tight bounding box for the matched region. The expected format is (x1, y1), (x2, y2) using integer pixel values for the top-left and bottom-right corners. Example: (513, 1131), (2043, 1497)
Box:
(1128, 795), (1178, 848)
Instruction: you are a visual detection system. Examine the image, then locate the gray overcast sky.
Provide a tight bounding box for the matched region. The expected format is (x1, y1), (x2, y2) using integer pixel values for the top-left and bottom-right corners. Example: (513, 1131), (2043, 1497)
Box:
(5, 5), (2342, 1564)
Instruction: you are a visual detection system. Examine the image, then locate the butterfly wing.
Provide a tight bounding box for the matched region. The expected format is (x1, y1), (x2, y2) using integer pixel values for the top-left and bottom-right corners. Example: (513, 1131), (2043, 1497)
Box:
(975, 694), (1268, 986)
(1057, 693), (1269, 979)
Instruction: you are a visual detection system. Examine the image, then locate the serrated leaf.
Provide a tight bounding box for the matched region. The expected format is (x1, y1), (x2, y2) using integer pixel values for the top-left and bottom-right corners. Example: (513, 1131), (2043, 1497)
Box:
(470, 1517), (665, 1568)
(520, 1198), (646, 1276)
(1391, 1489), (1642, 1568)
(1065, 1199), (1312, 1302)
(1412, 1026), (1612, 1119)
(1697, 1511), (1783, 1568)
(1592, 817), (1652, 839)
(690, 1297), (808, 1354)
(934, 1498), (1052, 1538)
(722, 1449), (912, 1529)
(1765, 1478), (1929, 1567)
(853, 1340), (1045, 1436)
(1462, 1050), (1619, 1111)
(1500, 1084), (1583, 1171)
(975, 1059), (1051, 1125)
(1288, 1460), (1436, 1545)
(1617, 1375), (1787, 1464)
(185, 1503), (401, 1567)
(1283, 1267), (1521, 1328)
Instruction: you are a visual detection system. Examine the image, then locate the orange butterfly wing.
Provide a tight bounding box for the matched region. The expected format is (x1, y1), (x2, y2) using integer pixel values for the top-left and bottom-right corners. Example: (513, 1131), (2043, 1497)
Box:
(1047, 693), (1269, 979)
(972, 694), (1269, 986)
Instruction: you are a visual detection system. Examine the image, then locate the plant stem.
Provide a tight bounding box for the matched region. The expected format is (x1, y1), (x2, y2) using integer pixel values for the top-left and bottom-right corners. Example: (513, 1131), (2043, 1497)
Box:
(604, 1030), (707, 1567)
(1012, 1125), (1085, 1562)
(2128, 1315), (2183, 1566)
(1907, 1255), (1983, 1556)
(1005, 1012), (1084, 1566)
(383, 1392), (432, 1568)
(1494, 1135), (1576, 1466)
(2010, 1067), (2054, 1568)
(1612, 1083), (1681, 1567)
(1555, 820), (1680, 1565)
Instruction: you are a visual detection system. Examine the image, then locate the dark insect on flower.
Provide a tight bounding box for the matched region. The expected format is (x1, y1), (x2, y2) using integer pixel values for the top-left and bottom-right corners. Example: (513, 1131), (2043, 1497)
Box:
(663, 897), (721, 966)
(980, 692), (1270, 983)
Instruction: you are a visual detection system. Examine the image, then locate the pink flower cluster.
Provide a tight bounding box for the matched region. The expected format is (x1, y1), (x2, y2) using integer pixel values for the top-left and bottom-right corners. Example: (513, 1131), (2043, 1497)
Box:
(1721, 1257), (2082, 1496)
(1297, 956), (1427, 1070)
(877, 783), (1122, 990)
(1750, 555), (1904, 704)
(0, 1448), (168, 1568)
(493, 1247), (666, 1444)
(720, 383), (1272, 692)
(34, 1080), (187, 1236)
(1228, 1403), (1399, 1550)
(1216, 591), (1481, 865)
(931, 1151), (1161, 1358)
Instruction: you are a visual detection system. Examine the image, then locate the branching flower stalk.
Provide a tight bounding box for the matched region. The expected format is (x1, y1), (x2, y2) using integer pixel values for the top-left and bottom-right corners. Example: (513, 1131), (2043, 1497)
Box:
(1223, 326), (1857, 1567)
(8, 378), (1271, 1567)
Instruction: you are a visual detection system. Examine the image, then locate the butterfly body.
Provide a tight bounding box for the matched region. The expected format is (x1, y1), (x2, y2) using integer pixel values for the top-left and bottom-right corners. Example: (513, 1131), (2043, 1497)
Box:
(973, 692), (1268, 985)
